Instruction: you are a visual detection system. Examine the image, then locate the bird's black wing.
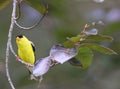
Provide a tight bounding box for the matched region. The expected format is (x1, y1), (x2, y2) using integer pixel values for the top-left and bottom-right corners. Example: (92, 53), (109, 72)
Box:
(30, 41), (35, 52)
(30, 41), (36, 64)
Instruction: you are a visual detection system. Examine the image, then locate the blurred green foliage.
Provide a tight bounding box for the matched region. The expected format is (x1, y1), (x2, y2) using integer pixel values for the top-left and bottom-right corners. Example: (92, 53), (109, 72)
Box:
(0, 0), (11, 10)
(62, 32), (116, 68)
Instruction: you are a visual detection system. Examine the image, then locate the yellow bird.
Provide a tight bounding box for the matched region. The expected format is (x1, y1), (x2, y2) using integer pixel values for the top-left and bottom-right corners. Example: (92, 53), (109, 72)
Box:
(16, 35), (35, 66)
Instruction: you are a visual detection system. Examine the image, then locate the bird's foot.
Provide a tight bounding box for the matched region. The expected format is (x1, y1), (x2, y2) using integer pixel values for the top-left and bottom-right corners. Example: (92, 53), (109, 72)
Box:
(16, 56), (21, 62)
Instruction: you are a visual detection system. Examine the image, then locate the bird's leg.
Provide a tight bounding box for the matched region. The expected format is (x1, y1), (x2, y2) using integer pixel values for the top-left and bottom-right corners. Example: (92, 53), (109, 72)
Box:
(16, 56), (21, 61)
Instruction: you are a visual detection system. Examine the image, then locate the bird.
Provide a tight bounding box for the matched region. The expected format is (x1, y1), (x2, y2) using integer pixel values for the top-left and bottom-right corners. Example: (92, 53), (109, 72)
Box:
(16, 34), (35, 66)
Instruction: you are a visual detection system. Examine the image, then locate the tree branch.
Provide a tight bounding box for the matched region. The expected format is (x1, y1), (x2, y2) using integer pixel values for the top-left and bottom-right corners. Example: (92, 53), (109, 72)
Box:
(5, 0), (17, 89)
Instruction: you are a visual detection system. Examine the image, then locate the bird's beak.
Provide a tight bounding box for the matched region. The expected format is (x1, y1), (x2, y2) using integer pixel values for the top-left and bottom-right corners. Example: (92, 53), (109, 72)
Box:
(16, 37), (20, 41)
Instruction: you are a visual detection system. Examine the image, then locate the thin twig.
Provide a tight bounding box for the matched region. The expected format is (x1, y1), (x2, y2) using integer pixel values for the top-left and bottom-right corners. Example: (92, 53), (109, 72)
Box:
(9, 43), (17, 57)
(5, 0), (17, 89)
(15, 0), (22, 20)
(14, 14), (46, 30)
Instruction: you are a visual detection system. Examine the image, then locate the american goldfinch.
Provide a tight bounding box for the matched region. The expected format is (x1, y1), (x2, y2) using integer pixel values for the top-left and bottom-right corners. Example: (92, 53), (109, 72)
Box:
(16, 35), (35, 66)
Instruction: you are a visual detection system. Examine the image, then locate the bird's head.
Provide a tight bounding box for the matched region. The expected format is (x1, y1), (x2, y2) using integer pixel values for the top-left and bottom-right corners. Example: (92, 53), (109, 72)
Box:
(16, 34), (30, 46)
(16, 34), (23, 41)
(16, 34), (28, 43)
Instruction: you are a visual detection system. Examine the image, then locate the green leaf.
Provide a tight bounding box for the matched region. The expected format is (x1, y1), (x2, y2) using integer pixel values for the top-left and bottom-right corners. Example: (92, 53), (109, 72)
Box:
(63, 34), (86, 48)
(0, 0), (11, 10)
(81, 43), (117, 55)
(86, 35), (113, 42)
(24, 0), (46, 14)
(75, 47), (93, 69)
